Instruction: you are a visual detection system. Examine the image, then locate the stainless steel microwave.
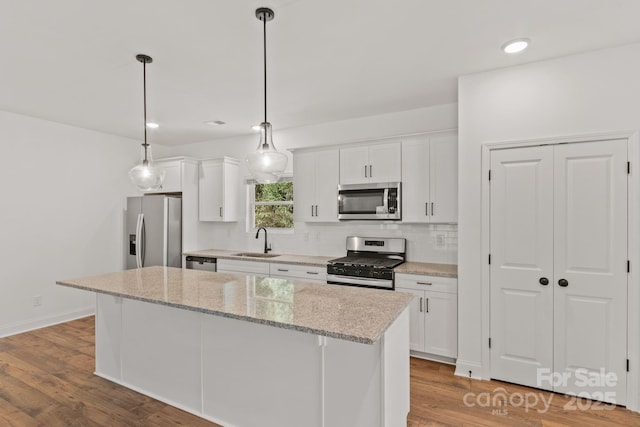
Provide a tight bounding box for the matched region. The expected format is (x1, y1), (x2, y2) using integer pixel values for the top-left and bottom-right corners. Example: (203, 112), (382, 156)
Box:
(337, 182), (401, 220)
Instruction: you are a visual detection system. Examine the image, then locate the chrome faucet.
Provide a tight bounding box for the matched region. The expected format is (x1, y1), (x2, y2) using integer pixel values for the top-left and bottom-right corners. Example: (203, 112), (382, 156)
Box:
(255, 227), (271, 254)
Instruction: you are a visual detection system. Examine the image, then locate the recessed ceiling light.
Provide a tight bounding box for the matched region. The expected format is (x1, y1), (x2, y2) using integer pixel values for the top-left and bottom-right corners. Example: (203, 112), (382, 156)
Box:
(146, 122), (159, 129)
(502, 38), (530, 54)
(204, 120), (226, 126)
(251, 125), (262, 131)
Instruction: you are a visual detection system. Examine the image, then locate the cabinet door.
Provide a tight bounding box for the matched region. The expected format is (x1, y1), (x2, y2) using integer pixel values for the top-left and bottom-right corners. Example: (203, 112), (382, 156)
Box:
(293, 151), (316, 222)
(221, 160), (239, 221)
(368, 142), (401, 183)
(424, 292), (457, 358)
(145, 160), (181, 193)
(339, 146), (369, 185)
(401, 138), (429, 223)
(429, 133), (458, 223)
(313, 149), (339, 222)
(199, 161), (224, 222)
(396, 287), (425, 352)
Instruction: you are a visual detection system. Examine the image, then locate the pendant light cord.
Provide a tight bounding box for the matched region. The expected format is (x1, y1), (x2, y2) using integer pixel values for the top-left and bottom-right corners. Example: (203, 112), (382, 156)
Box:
(142, 59), (149, 164)
(263, 14), (268, 124)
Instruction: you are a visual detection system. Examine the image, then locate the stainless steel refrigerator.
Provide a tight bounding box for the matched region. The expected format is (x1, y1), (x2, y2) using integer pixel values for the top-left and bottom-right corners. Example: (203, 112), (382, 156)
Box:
(126, 195), (182, 269)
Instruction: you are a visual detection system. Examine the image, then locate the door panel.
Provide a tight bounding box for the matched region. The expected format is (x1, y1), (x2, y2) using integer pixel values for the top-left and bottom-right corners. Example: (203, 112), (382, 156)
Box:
(490, 146), (554, 389)
(397, 288), (425, 352)
(141, 195), (166, 267)
(429, 133), (458, 223)
(553, 139), (627, 404)
(369, 142), (401, 183)
(314, 149), (339, 221)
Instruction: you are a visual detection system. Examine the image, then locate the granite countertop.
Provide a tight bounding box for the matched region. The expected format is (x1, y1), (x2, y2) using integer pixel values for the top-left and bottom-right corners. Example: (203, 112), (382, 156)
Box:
(57, 266), (412, 345)
(183, 249), (335, 268)
(184, 249), (458, 277)
(395, 262), (458, 278)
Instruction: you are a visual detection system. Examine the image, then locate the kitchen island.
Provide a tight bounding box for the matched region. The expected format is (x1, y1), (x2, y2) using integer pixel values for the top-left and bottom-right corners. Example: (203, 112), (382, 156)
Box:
(57, 266), (412, 427)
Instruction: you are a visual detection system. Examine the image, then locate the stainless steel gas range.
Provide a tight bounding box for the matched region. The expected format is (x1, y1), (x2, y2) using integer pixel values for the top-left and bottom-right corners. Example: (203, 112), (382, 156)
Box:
(326, 236), (406, 290)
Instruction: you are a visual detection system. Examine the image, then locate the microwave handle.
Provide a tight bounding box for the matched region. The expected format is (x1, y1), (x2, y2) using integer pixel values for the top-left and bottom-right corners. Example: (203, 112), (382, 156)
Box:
(383, 188), (389, 213)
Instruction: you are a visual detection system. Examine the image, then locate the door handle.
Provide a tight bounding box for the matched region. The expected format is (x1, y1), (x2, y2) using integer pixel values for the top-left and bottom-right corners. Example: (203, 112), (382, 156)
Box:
(431, 202), (434, 216)
(426, 297), (429, 313)
(419, 297), (423, 312)
(364, 165), (368, 178)
(220, 206), (223, 217)
(311, 205), (314, 217)
(140, 215), (146, 267)
(135, 214), (143, 268)
(558, 278), (569, 287)
(369, 165), (373, 177)
(539, 277), (549, 286)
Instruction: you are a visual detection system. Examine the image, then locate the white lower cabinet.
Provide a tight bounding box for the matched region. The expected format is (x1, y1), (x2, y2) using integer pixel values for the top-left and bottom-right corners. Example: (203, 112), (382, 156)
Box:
(395, 273), (457, 359)
(269, 263), (327, 283)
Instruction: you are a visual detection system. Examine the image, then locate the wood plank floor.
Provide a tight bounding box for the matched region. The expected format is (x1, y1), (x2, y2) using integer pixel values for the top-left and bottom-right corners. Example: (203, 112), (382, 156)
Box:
(1, 317), (639, 426)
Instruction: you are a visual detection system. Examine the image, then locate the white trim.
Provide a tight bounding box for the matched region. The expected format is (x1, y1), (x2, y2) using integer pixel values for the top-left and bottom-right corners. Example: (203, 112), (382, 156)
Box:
(454, 358), (484, 380)
(288, 128), (458, 152)
(475, 129), (639, 411)
(0, 306), (95, 338)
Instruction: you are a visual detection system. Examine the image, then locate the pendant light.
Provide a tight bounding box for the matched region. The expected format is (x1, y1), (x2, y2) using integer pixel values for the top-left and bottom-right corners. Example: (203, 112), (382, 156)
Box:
(245, 7), (288, 184)
(129, 54), (165, 192)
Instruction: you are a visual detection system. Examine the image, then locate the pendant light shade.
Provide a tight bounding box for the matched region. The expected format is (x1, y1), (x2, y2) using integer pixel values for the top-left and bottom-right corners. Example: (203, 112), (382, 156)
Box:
(245, 7), (288, 184)
(129, 54), (165, 192)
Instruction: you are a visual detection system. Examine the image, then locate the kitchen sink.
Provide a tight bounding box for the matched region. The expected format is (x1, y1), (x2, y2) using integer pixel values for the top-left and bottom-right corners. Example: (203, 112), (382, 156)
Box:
(232, 252), (281, 258)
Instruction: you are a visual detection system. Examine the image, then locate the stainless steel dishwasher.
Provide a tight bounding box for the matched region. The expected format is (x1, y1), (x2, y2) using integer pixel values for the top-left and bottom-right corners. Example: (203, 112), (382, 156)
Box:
(185, 256), (217, 272)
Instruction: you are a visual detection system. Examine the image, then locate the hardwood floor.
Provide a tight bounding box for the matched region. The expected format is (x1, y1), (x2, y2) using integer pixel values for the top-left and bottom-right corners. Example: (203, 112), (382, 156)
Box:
(1, 317), (639, 426)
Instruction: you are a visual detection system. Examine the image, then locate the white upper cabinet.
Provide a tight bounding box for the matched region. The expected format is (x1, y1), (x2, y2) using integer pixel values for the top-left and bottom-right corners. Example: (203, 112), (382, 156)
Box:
(402, 132), (457, 223)
(199, 157), (239, 222)
(294, 148), (339, 222)
(339, 142), (401, 184)
(144, 157), (188, 194)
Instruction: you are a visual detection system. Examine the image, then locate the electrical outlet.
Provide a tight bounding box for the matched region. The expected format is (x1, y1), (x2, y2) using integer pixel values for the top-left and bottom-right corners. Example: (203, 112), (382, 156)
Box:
(33, 295), (42, 307)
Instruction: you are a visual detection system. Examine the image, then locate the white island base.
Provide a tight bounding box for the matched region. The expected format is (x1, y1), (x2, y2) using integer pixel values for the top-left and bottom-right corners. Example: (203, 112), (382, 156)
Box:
(95, 294), (410, 427)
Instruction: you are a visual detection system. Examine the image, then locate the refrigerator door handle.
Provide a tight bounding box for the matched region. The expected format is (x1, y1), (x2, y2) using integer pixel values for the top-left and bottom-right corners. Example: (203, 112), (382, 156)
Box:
(135, 214), (143, 268)
(140, 214), (146, 267)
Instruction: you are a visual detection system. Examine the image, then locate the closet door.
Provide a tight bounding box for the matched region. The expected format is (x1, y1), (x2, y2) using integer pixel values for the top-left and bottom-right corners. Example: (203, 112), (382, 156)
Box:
(490, 146), (554, 389)
(553, 139), (627, 404)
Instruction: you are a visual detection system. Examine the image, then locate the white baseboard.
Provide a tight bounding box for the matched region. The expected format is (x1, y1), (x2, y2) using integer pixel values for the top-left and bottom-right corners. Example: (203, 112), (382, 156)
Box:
(0, 307), (95, 338)
(410, 351), (456, 365)
(454, 359), (485, 380)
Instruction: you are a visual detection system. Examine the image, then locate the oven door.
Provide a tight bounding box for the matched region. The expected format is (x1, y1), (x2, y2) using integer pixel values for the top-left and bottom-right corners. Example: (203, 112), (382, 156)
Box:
(337, 182), (401, 220)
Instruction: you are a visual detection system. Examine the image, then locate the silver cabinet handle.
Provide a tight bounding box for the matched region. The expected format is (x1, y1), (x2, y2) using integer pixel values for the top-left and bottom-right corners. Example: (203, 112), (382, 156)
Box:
(419, 296), (423, 312)
(369, 165), (372, 177)
(426, 298), (429, 313)
(431, 202), (434, 216)
(277, 268), (289, 272)
(364, 165), (368, 178)
(417, 281), (432, 286)
(306, 271), (319, 275)
(425, 202), (429, 216)
(311, 205), (314, 217)
(219, 206), (223, 217)
(315, 205), (318, 216)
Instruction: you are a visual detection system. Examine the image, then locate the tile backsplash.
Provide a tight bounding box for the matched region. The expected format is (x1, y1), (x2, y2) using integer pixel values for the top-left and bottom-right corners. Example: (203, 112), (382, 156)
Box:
(199, 221), (458, 264)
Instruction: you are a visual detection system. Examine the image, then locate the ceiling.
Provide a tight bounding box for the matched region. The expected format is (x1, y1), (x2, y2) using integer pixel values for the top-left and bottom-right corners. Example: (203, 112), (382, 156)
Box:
(3, 0), (640, 146)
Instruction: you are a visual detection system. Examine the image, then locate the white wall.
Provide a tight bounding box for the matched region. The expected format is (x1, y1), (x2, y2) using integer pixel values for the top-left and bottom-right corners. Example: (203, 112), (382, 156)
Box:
(0, 110), (142, 336)
(458, 43), (640, 377)
(163, 103), (459, 263)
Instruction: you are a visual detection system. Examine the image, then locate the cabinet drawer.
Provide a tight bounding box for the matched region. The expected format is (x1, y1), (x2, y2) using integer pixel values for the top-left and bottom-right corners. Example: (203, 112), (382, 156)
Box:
(269, 263), (327, 282)
(216, 259), (270, 275)
(395, 273), (457, 293)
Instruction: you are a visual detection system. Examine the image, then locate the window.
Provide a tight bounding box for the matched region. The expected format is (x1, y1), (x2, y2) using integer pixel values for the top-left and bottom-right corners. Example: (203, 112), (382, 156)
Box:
(247, 177), (294, 231)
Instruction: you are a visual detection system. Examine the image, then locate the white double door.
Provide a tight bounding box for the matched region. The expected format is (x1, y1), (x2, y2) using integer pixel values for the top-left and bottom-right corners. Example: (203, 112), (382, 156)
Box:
(490, 139), (628, 404)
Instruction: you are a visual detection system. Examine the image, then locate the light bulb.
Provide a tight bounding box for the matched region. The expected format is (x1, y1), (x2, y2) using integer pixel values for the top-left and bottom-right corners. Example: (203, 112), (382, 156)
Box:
(129, 162), (165, 191)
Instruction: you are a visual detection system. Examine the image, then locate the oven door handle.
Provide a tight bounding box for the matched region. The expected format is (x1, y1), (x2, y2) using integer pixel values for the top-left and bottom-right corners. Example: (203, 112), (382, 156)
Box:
(383, 188), (389, 213)
(326, 274), (394, 289)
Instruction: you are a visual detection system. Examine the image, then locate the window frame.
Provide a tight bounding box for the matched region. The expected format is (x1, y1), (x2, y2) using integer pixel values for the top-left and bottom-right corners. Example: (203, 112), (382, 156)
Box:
(246, 175), (294, 234)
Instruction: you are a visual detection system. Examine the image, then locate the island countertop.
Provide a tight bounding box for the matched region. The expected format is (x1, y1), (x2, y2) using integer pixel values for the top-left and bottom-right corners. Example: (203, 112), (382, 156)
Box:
(57, 266), (412, 344)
